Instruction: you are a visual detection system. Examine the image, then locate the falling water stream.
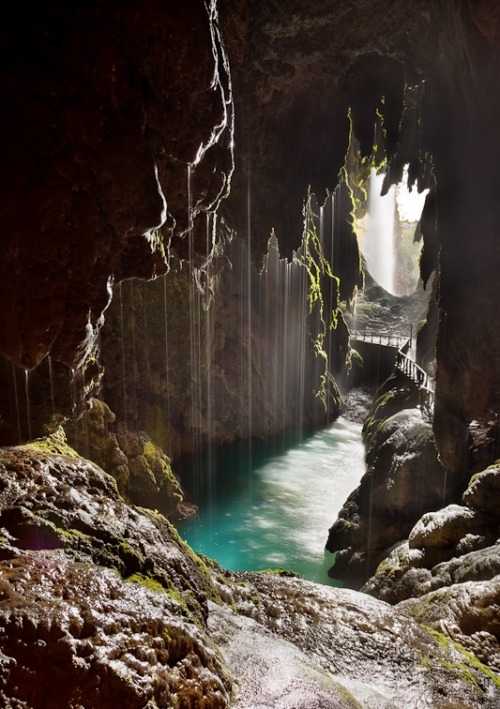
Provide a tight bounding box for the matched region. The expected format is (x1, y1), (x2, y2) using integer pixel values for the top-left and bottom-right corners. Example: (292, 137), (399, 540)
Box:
(363, 168), (397, 295)
(176, 416), (366, 586)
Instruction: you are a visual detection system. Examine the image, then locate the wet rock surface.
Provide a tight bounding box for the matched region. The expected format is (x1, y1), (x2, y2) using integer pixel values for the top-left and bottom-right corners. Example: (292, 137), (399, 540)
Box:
(340, 387), (376, 424)
(0, 551), (231, 709)
(64, 399), (195, 521)
(1, 446), (498, 707)
(211, 572), (500, 708)
(397, 576), (500, 674)
(362, 463), (500, 601)
(358, 459), (500, 674)
(326, 391), (465, 588)
(0, 446), (214, 617)
(0, 444), (231, 707)
(0, 0), (233, 444)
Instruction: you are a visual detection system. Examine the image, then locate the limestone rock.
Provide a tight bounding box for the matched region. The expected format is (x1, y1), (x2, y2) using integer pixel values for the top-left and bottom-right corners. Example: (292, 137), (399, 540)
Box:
(211, 571), (500, 708)
(326, 405), (463, 588)
(65, 399), (195, 521)
(408, 504), (499, 567)
(0, 444), (230, 706)
(398, 577), (500, 674)
(0, 0), (233, 445)
(464, 465), (500, 517)
(0, 446), (214, 616)
(363, 540), (500, 604)
(363, 455), (500, 605)
(1, 445), (499, 707)
(218, 0), (440, 264)
(0, 550), (231, 708)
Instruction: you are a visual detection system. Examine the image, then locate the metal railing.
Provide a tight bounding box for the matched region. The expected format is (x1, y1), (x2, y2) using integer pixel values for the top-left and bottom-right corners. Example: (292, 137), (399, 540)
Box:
(395, 338), (435, 421)
(350, 330), (409, 349)
(350, 327), (435, 421)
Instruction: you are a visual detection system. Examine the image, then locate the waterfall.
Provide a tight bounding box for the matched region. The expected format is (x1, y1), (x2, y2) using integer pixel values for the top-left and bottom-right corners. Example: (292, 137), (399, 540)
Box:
(360, 165), (429, 297)
(363, 168), (397, 295)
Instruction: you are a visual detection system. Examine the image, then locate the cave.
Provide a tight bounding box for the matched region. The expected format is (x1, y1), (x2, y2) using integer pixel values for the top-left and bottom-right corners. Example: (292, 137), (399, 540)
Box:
(1, 1), (500, 707)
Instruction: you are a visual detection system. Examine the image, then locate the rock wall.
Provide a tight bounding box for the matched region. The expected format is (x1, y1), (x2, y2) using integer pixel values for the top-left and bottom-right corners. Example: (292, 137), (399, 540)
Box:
(326, 374), (467, 588)
(4, 0), (498, 471)
(98, 235), (347, 462)
(361, 461), (500, 673)
(0, 0), (233, 445)
(416, 2), (500, 470)
(64, 399), (195, 521)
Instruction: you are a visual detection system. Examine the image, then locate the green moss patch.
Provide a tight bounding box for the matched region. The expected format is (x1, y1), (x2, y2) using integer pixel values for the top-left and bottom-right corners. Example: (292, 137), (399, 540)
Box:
(424, 627), (500, 691)
(25, 427), (79, 458)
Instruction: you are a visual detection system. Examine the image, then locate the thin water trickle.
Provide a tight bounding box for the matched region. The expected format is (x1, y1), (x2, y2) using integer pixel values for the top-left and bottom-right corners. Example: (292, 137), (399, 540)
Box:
(69, 367), (78, 416)
(297, 263), (307, 438)
(12, 363), (22, 443)
(47, 356), (55, 414)
(246, 175), (253, 460)
(162, 275), (172, 453)
(187, 164), (204, 473)
(204, 213), (215, 505)
(281, 262), (290, 417)
(176, 417), (366, 585)
(442, 468), (448, 508)
(24, 370), (32, 441)
(118, 281), (128, 426)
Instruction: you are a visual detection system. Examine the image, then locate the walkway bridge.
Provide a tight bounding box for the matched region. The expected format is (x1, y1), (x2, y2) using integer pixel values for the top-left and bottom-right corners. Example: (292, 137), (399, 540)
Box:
(350, 329), (435, 421)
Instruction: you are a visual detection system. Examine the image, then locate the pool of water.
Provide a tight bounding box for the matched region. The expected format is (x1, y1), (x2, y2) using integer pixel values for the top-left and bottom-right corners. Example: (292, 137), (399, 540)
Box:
(175, 417), (366, 585)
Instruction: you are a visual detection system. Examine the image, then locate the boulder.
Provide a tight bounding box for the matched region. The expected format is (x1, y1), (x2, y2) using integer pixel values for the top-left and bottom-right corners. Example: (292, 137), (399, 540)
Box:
(327, 406), (464, 587)
(398, 577), (500, 674)
(65, 399), (195, 521)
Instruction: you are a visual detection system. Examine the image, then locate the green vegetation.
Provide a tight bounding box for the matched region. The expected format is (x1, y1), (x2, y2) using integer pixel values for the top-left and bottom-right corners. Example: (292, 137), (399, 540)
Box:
(374, 556), (401, 578)
(423, 627), (500, 691)
(139, 508), (222, 606)
(297, 198), (342, 411)
(345, 115), (388, 220)
(344, 345), (363, 373)
(139, 439), (183, 502)
(27, 427), (79, 458)
(259, 567), (300, 578)
(118, 540), (143, 566)
(123, 570), (199, 625)
(125, 572), (167, 595)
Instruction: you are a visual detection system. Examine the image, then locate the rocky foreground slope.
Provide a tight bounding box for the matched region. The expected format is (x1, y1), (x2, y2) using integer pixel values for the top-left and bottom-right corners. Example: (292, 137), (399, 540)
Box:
(0, 437), (499, 708)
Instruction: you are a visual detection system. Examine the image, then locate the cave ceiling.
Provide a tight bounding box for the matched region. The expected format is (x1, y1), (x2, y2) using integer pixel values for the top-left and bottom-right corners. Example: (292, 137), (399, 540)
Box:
(218, 0), (441, 263)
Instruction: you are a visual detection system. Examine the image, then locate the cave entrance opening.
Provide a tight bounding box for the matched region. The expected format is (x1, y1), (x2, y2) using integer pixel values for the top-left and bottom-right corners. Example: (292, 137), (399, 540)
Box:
(355, 164), (428, 298)
(344, 163), (432, 349)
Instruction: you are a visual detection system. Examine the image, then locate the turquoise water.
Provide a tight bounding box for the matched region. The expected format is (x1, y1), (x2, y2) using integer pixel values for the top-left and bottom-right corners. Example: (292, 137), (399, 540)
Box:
(175, 417), (365, 586)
